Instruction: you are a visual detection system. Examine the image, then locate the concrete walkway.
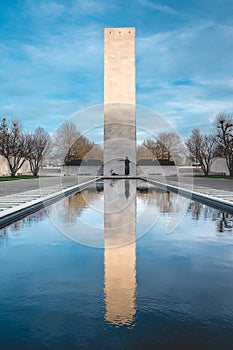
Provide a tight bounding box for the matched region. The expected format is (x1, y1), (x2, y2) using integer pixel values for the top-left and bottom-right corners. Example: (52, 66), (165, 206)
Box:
(145, 176), (233, 213)
(0, 176), (93, 197)
(1, 175), (232, 210)
(166, 176), (233, 192)
(0, 176), (96, 228)
(0, 176), (94, 208)
(166, 176), (233, 204)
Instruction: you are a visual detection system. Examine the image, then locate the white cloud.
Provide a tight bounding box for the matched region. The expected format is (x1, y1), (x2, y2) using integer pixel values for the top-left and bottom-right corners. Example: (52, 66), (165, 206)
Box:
(137, 21), (233, 81)
(69, 0), (116, 14)
(0, 21), (104, 131)
(24, 0), (113, 21)
(136, 21), (233, 135)
(137, 0), (187, 17)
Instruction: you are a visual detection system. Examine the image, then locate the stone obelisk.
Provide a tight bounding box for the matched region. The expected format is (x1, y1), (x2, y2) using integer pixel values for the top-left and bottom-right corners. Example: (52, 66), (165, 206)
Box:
(104, 27), (136, 175)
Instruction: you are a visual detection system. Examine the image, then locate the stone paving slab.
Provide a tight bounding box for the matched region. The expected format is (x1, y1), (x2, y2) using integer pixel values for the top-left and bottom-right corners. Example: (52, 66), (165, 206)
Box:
(167, 181), (233, 204)
(166, 175), (233, 191)
(144, 176), (233, 213)
(0, 177), (98, 229)
(0, 176), (93, 212)
(0, 176), (92, 197)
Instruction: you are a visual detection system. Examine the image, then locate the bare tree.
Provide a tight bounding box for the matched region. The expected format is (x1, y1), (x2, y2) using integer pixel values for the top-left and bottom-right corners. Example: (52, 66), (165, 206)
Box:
(216, 113), (233, 176)
(53, 121), (79, 163)
(137, 143), (154, 160)
(186, 129), (218, 175)
(26, 127), (51, 176)
(142, 132), (186, 165)
(52, 121), (102, 164)
(67, 134), (94, 161)
(0, 118), (27, 176)
(185, 129), (202, 167)
(158, 132), (186, 165)
(142, 139), (160, 159)
(199, 134), (219, 175)
(155, 139), (167, 159)
(84, 144), (103, 160)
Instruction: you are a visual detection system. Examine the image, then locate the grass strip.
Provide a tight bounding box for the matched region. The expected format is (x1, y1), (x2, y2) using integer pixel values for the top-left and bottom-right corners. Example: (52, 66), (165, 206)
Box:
(0, 175), (39, 181)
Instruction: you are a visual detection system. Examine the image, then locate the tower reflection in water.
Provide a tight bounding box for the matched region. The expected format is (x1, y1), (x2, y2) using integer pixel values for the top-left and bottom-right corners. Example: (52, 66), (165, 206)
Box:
(104, 179), (137, 326)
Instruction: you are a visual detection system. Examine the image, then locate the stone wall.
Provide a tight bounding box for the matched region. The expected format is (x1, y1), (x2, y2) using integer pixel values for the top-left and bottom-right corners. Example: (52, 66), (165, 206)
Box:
(61, 165), (179, 177)
(62, 165), (102, 176)
(137, 165), (178, 177)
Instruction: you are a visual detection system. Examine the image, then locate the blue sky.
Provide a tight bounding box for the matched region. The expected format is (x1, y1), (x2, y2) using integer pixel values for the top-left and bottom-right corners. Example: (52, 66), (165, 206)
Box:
(1, 0), (233, 139)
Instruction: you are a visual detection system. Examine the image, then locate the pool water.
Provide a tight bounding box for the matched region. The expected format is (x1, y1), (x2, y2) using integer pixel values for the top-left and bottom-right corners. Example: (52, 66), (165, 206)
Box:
(0, 180), (233, 349)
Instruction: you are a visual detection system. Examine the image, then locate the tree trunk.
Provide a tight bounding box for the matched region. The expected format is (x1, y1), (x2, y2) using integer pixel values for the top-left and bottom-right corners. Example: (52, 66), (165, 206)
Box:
(29, 159), (39, 176)
(9, 164), (17, 177)
(230, 167), (233, 177)
(32, 167), (39, 176)
(227, 157), (233, 177)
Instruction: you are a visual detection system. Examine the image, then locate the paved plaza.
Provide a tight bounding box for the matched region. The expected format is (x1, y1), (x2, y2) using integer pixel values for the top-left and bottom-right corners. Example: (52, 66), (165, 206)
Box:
(1, 175), (232, 197)
(0, 176), (88, 197)
(0, 175), (232, 215)
(167, 176), (233, 192)
(0, 176), (93, 212)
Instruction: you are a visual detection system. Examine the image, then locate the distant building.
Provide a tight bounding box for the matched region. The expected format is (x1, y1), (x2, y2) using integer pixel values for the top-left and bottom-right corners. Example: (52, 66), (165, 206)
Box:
(0, 155), (30, 176)
(137, 159), (175, 166)
(210, 157), (229, 175)
(0, 156), (8, 175)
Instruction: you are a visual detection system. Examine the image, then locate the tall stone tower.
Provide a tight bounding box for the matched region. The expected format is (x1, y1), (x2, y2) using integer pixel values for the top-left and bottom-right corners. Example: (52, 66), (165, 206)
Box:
(104, 27), (136, 175)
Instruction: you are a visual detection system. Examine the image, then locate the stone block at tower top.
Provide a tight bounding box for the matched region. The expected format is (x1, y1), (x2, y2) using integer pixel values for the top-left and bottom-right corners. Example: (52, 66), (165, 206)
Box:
(104, 27), (136, 105)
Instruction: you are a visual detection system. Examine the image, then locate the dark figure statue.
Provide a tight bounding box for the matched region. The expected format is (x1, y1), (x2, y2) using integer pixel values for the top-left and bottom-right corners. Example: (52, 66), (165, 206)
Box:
(125, 179), (130, 199)
(125, 157), (130, 176)
(110, 169), (118, 176)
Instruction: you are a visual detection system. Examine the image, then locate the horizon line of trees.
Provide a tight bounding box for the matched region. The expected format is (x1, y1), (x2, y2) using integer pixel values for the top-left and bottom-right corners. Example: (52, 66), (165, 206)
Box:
(1, 112), (232, 177)
(0, 118), (102, 176)
(186, 113), (233, 176)
(139, 113), (233, 176)
(0, 118), (51, 176)
(137, 131), (186, 165)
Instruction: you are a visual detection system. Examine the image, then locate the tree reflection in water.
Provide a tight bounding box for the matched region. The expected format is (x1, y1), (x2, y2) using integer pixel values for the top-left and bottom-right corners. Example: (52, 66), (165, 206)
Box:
(188, 201), (233, 234)
(137, 185), (233, 234)
(137, 186), (180, 214)
(0, 227), (8, 247)
(1, 184), (232, 247)
(62, 189), (103, 223)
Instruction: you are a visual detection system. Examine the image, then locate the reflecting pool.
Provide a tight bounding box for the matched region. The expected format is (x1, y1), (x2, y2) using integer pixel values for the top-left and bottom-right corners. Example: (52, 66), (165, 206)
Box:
(0, 180), (233, 349)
